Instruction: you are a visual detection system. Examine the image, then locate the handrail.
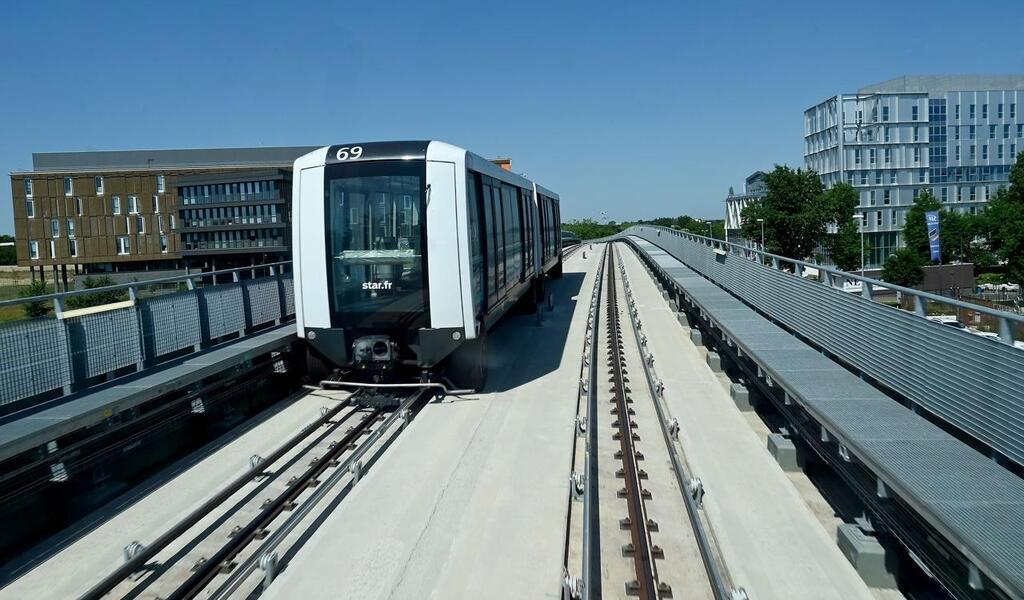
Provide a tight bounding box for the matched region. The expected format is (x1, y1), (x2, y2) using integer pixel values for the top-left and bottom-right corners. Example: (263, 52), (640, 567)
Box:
(0, 261), (292, 308)
(619, 225), (1023, 343)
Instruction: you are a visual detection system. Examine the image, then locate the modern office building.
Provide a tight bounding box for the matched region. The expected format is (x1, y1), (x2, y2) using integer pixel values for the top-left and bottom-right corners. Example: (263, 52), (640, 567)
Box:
(724, 170), (767, 245)
(805, 75), (1024, 265)
(9, 146), (316, 286)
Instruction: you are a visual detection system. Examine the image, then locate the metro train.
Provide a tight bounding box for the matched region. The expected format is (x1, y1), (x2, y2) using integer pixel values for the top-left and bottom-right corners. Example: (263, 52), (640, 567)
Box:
(292, 141), (562, 390)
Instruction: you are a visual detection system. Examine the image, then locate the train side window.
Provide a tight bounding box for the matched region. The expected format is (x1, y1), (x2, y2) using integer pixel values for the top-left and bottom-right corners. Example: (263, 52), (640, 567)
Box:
(467, 172), (485, 317)
(492, 185), (506, 296)
(483, 183), (498, 307)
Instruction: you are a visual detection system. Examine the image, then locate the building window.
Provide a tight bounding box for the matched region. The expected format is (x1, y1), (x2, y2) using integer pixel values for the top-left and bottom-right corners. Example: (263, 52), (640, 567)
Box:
(998, 103), (1004, 119)
(1012, 103), (1017, 119)
(983, 145), (988, 160)
(875, 170), (882, 185)
(854, 148), (862, 166)
(75, 197), (83, 216)
(892, 210), (897, 225)
(882, 106), (890, 121)
(914, 127), (920, 142)
(914, 147), (921, 163)
(112, 196), (121, 215)
(1018, 124), (1023, 137)
(1012, 143), (1017, 157)
(890, 170), (897, 184)
(870, 148), (876, 164)
(913, 188), (920, 201)
(117, 236), (130, 255)
(95, 176), (104, 195)
(25, 199), (35, 218)
(884, 190), (891, 204)
(969, 125), (976, 139)
(128, 195), (138, 214)
(970, 186), (977, 201)
(884, 127), (891, 142)
(156, 175), (166, 193)
(884, 148), (891, 164)
(68, 239), (78, 257)
(24, 179), (33, 197)
(970, 145), (976, 160)
(941, 187), (949, 202)
(912, 105), (919, 121)
(66, 218), (75, 238)
(136, 215), (145, 233)
(1004, 124), (1010, 139)
(970, 104), (976, 119)
(957, 187), (964, 202)
(956, 146), (961, 161)
(860, 171), (867, 185)
(919, 168), (926, 183)
(50, 218), (60, 238)
(876, 211), (882, 226)
(990, 125), (997, 139)
(955, 104), (960, 120)
(999, 144), (1004, 160)
(954, 126), (960, 140)
(49, 240), (56, 259)
(64, 177), (73, 196)
(126, 216), (131, 234)
(982, 104), (988, 119)
(160, 235), (168, 253)
(869, 190), (876, 206)
(152, 195), (159, 213)
(29, 240), (39, 260)
(170, 214), (177, 229)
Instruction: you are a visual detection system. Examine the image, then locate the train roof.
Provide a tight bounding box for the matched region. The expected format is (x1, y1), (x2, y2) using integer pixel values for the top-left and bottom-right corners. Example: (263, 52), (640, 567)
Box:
(299, 141), (558, 201)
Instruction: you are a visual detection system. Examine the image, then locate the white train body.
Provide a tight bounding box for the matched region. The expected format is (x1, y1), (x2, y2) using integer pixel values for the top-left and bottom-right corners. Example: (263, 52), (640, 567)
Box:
(292, 141), (561, 372)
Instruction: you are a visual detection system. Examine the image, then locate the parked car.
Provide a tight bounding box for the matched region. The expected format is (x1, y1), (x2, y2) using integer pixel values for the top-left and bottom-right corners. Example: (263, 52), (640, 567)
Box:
(927, 315), (1001, 340)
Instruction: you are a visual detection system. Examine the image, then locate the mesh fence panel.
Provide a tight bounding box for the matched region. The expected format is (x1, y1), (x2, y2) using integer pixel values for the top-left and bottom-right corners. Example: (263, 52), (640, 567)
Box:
(67, 307), (142, 380)
(281, 274), (295, 317)
(199, 284), (246, 341)
(0, 317), (71, 405)
(140, 291), (202, 359)
(244, 277), (282, 327)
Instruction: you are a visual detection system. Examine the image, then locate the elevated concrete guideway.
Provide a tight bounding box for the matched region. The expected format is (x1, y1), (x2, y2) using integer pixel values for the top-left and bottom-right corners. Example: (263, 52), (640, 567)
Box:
(623, 232), (1024, 600)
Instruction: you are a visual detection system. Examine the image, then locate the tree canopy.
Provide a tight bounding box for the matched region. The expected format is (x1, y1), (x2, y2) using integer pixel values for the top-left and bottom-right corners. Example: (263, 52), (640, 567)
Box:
(740, 166), (826, 260)
(984, 151), (1024, 282)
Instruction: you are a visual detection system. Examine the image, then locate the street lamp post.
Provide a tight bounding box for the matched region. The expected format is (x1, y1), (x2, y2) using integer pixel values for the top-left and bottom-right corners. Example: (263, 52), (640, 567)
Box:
(757, 218), (765, 251)
(852, 213), (866, 277)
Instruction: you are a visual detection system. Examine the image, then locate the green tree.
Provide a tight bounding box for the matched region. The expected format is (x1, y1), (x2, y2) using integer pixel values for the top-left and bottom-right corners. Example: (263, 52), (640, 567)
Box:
(739, 166), (825, 259)
(0, 234), (15, 265)
(985, 151), (1024, 283)
(19, 280), (51, 318)
(64, 276), (128, 310)
(882, 247), (925, 287)
(819, 183), (861, 272)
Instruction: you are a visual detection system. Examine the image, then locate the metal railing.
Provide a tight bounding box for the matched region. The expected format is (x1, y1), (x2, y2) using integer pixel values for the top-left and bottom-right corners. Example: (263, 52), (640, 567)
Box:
(620, 226), (1024, 467)
(0, 262), (295, 410)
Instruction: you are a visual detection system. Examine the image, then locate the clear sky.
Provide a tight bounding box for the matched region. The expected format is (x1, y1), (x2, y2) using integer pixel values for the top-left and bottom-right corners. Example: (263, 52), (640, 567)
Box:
(2, 0), (1023, 234)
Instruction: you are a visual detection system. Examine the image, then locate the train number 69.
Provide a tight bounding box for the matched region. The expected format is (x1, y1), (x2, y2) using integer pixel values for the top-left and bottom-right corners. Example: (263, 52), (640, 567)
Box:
(336, 146), (363, 161)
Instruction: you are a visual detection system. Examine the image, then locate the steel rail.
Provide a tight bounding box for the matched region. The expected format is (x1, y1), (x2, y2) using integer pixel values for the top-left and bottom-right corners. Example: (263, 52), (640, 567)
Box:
(605, 244), (660, 599)
(582, 248), (606, 600)
(615, 244), (738, 600)
(76, 393), (354, 600)
(166, 405), (385, 600)
(206, 388), (431, 600)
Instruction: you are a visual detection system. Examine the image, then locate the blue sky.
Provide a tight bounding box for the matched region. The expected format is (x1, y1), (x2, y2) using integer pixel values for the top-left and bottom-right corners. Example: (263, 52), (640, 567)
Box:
(2, 0), (1023, 234)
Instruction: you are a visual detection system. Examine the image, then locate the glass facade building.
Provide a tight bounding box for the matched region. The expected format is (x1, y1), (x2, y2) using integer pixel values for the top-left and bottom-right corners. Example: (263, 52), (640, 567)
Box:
(804, 75), (1024, 266)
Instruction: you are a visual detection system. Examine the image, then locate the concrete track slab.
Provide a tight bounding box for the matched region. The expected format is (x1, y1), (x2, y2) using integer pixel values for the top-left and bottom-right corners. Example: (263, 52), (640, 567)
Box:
(617, 244), (876, 600)
(0, 388), (344, 599)
(263, 251), (601, 600)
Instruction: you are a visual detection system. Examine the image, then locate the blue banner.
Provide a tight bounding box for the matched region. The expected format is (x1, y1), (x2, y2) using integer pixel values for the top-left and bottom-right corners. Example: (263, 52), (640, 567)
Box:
(926, 211), (941, 262)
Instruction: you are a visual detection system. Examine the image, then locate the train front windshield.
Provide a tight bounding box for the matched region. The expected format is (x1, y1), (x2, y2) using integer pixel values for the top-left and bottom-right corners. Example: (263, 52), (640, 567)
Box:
(325, 160), (427, 330)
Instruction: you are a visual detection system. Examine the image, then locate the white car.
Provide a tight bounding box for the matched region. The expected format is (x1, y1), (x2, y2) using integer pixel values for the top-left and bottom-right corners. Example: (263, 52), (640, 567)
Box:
(927, 315), (1000, 340)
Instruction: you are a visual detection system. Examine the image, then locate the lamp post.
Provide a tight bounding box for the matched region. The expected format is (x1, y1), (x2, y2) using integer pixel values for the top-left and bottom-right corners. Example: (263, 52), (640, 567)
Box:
(852, 213), (866, 277)
(757, 218), (765, 251)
